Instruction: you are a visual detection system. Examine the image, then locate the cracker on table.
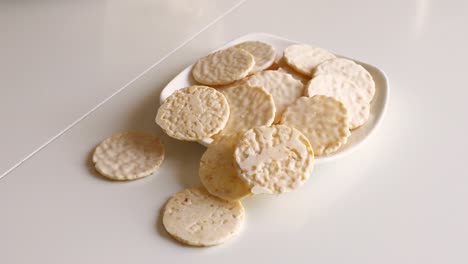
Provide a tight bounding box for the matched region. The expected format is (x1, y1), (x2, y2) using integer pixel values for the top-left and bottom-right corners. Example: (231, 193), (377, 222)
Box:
(92, 131), (165, 180)
(162, 187), (245, 246)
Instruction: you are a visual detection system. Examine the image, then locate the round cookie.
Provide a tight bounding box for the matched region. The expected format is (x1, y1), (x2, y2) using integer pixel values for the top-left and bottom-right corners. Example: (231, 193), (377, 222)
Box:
(234, 41), (276, 73)
(280, 96), (351, 156)
(314, 58), (375, 102)
(283, 44), (336, 77)
(92, 131), (165, 180)
(306, 74), (370, 129)
(156, 85), (230, 141)
(200, 134), (251, 201)
(162, 187), (245, 247)
(192, 48), (255, 86)
(217, 84), (275, 137)
(246, 70), (304, 123)
(234, 125), (314, 194)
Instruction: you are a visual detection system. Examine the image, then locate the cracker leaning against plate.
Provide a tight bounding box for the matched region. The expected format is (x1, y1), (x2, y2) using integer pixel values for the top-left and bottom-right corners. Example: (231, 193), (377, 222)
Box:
(234, 125), (315, 194)
(92, 131), (165, 180)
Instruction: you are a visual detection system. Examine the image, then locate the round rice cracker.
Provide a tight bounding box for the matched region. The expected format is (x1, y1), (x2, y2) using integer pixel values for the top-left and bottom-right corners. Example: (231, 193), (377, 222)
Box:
(306, 74), (370, 129)
(234, 125), (314, 194)
(280, 96), (351, 156)
(192, 47), (255, 86)
(314, 58), (375, 102)
(217, 84), (275, 138)
(156, 85), (230, 141)
(162, 187), (245, 247)
(200, 133), (251, 201)
(234, 41), (276, 74)
(283, 44), (336, 77)
(246, 70), (304, 123)
(92, 131), (165, 180)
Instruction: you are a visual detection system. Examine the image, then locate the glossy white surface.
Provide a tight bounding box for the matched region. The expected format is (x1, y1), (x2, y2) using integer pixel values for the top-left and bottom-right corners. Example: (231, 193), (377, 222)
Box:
(160, 33), (389, 163)
(1, 0), (468, 263)
(0, 0), (243, 176)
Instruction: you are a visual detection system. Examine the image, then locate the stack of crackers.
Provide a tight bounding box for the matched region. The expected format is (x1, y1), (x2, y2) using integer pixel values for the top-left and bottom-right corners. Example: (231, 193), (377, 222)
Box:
(91, 40), (375, 247)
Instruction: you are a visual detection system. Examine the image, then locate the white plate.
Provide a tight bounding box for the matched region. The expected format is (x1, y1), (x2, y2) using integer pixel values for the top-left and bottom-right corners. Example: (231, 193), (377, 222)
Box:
(159, 32), (389, 164)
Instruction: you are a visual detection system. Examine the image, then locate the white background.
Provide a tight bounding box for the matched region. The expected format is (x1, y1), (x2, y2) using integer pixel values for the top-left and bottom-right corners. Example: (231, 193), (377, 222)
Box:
(1, 0), (467, 263)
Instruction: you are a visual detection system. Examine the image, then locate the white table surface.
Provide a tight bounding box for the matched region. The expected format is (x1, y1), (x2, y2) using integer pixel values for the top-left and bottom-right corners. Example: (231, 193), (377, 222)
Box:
(0, 0), (243, 176)
(1, 0), (468, 263)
